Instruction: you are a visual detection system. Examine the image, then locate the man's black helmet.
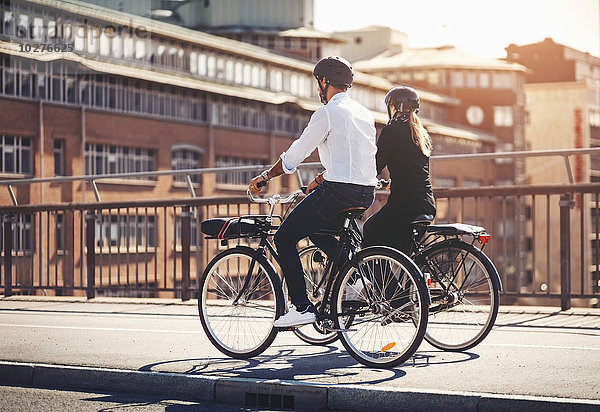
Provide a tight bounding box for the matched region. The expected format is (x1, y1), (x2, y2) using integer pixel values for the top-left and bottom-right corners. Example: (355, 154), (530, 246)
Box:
(385, 86), (420, 114)
(313, 56), (354, 88)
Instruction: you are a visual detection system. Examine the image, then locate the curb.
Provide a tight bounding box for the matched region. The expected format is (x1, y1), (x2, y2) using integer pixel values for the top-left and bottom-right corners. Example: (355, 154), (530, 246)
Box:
(1, 361), (599, 411)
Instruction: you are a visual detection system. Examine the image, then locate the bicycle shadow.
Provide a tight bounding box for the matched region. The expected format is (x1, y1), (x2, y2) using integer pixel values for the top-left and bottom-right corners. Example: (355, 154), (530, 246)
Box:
(138, 343), (479, 386)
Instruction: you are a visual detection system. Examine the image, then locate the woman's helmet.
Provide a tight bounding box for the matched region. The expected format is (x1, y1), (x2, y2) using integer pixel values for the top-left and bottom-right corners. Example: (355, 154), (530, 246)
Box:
(313, 56), (354, 87)
(385, 86), (420, 120)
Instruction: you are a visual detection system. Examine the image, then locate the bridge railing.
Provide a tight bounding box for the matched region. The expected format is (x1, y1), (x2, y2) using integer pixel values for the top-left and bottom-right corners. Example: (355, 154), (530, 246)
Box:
(1, 148), (599, 308)
(1, 182), (598, 308)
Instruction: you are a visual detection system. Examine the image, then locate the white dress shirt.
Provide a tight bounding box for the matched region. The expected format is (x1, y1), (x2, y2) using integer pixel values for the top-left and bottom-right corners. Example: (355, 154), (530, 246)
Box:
(280, 92), (378, 186)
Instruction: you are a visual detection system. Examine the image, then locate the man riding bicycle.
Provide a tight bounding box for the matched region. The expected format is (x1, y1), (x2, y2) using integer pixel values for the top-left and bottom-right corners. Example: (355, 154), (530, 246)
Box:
(249, 56), (378, 328)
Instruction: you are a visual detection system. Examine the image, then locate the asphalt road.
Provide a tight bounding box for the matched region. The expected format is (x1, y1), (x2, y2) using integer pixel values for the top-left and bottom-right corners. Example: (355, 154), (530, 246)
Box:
(1, 298), (599, 401)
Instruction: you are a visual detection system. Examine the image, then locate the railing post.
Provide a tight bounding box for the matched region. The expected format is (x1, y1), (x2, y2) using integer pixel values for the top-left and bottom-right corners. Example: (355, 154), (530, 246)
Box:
(3, 215), (13, 297)
(85, 211), (97, 300)
(559, 194), (574, 311)
(181, 207), (191, 301)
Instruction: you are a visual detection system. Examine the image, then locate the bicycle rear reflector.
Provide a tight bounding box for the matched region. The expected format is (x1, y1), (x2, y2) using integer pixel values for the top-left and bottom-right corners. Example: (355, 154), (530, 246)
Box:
(478, 234), (491, 244)
(381, 342), (396, 352)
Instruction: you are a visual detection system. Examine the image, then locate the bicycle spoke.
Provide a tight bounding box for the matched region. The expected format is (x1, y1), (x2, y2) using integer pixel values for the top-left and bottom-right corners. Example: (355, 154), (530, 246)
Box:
(335, 248), (428, 368)
(199, 250), (280, 358)
(417, 243), (499, 351)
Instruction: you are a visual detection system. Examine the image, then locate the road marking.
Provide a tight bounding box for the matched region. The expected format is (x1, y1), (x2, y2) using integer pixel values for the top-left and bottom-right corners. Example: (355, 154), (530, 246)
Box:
(481, 342), (600, 351)
(1, 324), (598, 350)
(0, 323), (206, 334)
(0, 323), (301, 340)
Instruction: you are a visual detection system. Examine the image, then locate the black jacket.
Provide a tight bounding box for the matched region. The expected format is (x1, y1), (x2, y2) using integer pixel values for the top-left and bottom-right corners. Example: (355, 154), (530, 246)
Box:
(376, 119), (436, 216)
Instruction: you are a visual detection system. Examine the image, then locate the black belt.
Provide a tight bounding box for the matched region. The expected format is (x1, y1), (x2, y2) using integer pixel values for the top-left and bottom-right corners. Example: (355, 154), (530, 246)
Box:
(325, 180), (375, 192)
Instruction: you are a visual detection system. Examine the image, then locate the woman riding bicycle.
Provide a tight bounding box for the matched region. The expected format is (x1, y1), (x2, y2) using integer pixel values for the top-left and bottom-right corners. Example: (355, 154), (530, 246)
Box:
(248, 56), (378, 328)
(363, 86), (436, 254)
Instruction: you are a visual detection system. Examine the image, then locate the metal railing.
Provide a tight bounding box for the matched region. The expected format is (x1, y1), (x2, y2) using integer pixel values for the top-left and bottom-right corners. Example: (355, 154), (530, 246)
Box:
(3, 147), (599, 204)
(1, 149), (599, 308)
(430, 183), (600, 309)
(1, 183), (598, 308)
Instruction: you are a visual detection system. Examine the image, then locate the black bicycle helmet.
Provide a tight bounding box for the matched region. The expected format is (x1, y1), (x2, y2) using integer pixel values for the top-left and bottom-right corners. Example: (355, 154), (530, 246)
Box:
(385, 86), (420, 120)
(313, 56), (354, 88)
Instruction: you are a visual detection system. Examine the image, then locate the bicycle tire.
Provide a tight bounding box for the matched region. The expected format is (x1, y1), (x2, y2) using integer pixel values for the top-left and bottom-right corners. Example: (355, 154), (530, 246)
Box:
(294, 245), (340, 345)
(415, 240), (500, 351)
(198, 246), (284, 358)
(332, 246), (429, 368)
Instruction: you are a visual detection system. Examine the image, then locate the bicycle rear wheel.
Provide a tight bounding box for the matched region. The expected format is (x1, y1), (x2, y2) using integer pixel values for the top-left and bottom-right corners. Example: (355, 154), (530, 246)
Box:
(332, 246), (428, 368)
(294, 246), (339, 345)
(416, 240), (500, 351)
(198, 247), (284, 358)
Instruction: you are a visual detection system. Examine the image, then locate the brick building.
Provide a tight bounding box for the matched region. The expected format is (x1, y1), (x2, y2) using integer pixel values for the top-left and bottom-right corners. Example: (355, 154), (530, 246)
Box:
(0, 0), (506, 297)
(506, 38), (600, 299)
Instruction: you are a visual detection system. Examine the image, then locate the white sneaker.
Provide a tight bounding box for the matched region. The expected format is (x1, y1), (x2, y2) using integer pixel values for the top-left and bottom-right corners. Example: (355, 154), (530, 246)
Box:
(346, 278), (372, 301)
(273, 304), (316, 328)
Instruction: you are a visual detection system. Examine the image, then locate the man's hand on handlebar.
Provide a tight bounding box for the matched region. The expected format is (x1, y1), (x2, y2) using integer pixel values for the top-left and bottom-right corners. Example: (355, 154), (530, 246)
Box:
(377, 179), (391, 190)
(249, 174), (267, 195)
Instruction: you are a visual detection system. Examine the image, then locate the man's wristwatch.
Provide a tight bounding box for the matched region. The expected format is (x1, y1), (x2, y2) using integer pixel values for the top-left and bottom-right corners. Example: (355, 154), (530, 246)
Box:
(260, 170), (270, 181)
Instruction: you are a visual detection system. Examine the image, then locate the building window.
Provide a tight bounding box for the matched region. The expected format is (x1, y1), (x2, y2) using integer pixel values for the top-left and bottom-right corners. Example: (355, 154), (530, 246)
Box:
(492, 72), (513, 89)
(54, 139), (65, 176)
(0, 135), (32, 175)
(271, 70), (283, 92)
(215, 156), (263, 186)
(494, 106), (514, 127)
(451, 71), (464, 88)
(176, 213), (202, 248)
(479, 72), (490, 88)
(207, 55), (216, 77)
(55, 212), (64, 251)
(465, 72), (477, 88)
(462, 179), (482, 187)
(95, 215), (156, 248)
(434, 177), (456, 188)
(0, 214), (33, 252)
(172, 145), (203, 184)
(84, 143), (155, 179)
(427, 71), (440, 87)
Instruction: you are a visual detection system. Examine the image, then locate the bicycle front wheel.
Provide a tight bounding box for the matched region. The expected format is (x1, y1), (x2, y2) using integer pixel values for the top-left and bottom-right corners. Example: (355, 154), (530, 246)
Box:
(198, 247), (284, 358)
(293, 245), (340, 345)
(416, 240), (500, 351)
(332, 246), (429, 368)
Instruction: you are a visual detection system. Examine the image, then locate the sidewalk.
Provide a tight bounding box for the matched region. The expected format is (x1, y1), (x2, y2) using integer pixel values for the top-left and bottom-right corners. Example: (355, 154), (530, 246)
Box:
(1, 297), (599, 411)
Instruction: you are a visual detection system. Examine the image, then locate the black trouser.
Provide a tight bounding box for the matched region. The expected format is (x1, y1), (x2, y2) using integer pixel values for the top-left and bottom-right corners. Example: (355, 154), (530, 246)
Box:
(363, 199), (433, 308)
(274, 180), (374, 307)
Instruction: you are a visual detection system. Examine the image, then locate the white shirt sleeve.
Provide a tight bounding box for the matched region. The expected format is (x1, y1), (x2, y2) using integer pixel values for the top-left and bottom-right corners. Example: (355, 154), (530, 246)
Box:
(280, 106), (330, 174)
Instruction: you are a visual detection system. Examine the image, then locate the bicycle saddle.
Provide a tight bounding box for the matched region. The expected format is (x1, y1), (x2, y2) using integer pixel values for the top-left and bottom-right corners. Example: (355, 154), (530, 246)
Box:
(339, 206), (367, 219)
(411, 214), (434, 225)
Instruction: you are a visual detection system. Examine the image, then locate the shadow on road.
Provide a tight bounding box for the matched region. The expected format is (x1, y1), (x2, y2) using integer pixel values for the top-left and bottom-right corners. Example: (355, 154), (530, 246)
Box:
(82, 392), (257, 411)
(138, 345), (479, 386)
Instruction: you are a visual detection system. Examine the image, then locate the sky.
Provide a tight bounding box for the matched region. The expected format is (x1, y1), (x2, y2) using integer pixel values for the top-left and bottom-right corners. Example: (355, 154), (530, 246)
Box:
(313, 0), (600, 59)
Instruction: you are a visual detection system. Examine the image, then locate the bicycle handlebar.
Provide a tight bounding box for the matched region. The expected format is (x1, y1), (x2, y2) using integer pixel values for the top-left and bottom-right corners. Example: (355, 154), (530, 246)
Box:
(246, 188), (303, 205)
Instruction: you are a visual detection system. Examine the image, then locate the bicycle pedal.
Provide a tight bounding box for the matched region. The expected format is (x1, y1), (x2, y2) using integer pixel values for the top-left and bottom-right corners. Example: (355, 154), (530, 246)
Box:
(275, 326), (297, 331)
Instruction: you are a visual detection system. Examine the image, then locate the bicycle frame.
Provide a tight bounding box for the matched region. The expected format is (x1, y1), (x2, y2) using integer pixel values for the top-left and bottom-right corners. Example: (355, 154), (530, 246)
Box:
(229, 203), (374, 323)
